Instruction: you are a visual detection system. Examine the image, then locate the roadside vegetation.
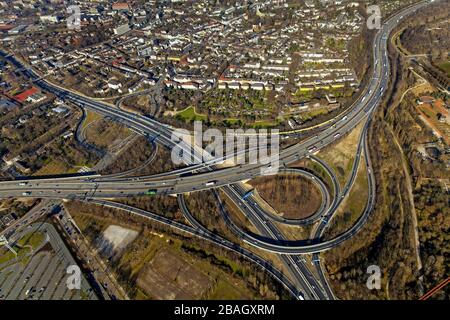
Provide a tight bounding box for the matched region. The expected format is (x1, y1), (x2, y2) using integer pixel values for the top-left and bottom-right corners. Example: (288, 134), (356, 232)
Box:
(438, 61), (450, 77)
(99, 136), (155, 175)
(323, 10), (449, 299)
(324, 154), (368, 241)
(183, 191), (238, 241)
(81, 110), (102, 130)
(0, 199), (40, 232)
(318, 121), (364, 188)
(84, 118), (132, 150)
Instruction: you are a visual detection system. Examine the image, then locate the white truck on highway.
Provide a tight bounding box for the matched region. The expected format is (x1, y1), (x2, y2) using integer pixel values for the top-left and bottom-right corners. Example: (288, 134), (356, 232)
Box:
(205, 180), (217, 187)
(308, 146), (317, 153)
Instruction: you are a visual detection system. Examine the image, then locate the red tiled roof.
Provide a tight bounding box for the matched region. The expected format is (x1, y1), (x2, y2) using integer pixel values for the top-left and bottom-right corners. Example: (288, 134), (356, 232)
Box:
(420, 96), (435, 103)
(112, 57), (124, 65)
(112, 2), (130, 10)
(0, 24), (14, 31)
(14, 87), (39, 102)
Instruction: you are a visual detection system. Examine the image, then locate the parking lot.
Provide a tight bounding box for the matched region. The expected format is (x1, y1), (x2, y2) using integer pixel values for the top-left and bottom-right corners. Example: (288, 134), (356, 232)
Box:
(0, 223), (97, 300)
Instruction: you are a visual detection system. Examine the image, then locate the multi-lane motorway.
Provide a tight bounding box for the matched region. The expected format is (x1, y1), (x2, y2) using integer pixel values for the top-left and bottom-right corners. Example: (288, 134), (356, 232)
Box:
(0, 0), (430, 199)
(0, 0), (437, 300)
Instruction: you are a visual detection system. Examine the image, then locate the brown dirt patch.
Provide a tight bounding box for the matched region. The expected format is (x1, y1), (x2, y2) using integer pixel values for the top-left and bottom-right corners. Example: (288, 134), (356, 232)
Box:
(249, 173), (322, 219)
(136, 249), (213, 300)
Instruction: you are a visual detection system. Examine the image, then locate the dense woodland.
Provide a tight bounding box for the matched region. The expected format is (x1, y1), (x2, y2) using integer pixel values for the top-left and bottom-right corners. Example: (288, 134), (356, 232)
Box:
(183, 190), (242, 242)
(324, 15), (449, 299)
(400, 4), (450, 63)
(100, 136), (154, 175)
(115, 196), (183, 222)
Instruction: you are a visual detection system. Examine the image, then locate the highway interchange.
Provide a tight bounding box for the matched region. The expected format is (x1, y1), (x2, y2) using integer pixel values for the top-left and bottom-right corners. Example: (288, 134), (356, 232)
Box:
(0, 0), (437, 301)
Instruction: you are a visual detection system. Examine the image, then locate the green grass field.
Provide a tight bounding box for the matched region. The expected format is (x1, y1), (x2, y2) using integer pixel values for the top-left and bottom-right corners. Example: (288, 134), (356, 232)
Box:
(300, 108), (330, 121)
(82, 110), (102, 130)
(17, 231), (45, 249)
(0, 231), (45, 265)
(223, 118), (242, 126)
(175, 106), (207, 122)
(438, 61), (450, 77)
(34, 160), (69, 176)
(251, 120), (278, 128)
(208, 279), (253, 300)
